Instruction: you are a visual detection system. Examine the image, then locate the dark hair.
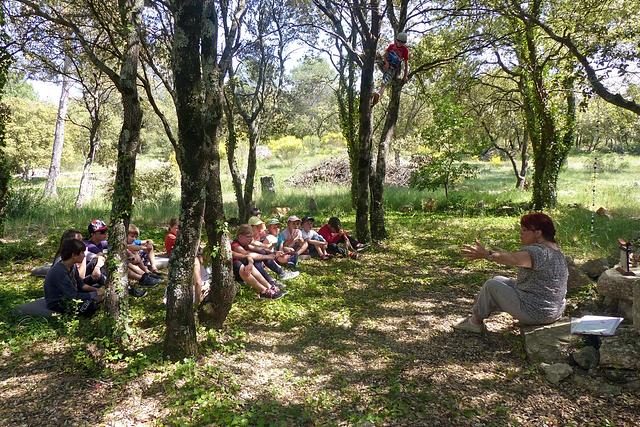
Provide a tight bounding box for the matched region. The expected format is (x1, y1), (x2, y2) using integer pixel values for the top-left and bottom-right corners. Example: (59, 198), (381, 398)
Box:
(169, 217), (179, 228)
(60, 239), (86, 261)
(53, 229), (82, 266)
(521, 213), (557, 243)
(250, 208), (261, 216)
(328, 217), (342, 231)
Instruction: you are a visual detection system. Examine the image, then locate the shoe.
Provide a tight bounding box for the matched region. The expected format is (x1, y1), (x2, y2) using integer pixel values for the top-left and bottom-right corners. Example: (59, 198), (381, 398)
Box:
(148, 272), (164, 280)
(150, 271), (165, 278)
(452, 317), (484, 333)
(372, 93), (380, 106)
(128, 285), (148, 298)
(139, 273), (161, 288)
(280, 270), (300, 280)
(348, 251), (358, 260)
(299, 254), (311, 260)
(270, 280), (286, 289)
(259, 288), (286, 300)
(321, 255), (330, 260)
(356, 243), (370, 252)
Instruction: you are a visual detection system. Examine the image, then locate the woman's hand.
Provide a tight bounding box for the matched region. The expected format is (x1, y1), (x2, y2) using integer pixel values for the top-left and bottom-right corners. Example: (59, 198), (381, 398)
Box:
(461, 238), (490, 261)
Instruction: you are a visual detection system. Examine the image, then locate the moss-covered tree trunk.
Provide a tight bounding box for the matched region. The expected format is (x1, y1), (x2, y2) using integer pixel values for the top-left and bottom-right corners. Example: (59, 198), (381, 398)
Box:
(164, 0), (209, 360)
(104, 0), (144, 336)
(517, 15), (575, 210)
(370, 80), (402, 241)
(199, 0), (237, 328)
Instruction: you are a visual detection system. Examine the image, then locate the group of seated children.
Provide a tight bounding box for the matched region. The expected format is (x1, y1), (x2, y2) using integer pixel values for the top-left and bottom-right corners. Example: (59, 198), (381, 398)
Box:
(44, 219), (162, 316)
(229, 212), (367, 300)
(44, 213), (366, 314)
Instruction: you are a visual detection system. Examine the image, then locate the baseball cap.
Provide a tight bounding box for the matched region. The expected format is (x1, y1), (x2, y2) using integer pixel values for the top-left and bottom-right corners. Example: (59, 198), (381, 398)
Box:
(287, 215), (301, 223)
(248, 216), (265, 226)
(265, 218), (281, 226)
(88, 219), (107, 234)
(301, 216), (314, 223)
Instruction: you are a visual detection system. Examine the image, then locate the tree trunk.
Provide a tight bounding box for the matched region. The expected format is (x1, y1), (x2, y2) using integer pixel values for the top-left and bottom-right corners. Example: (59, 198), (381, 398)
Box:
(104, 0), (144, 337)
(370, 80), (402, 241)
(242, 122), (259, 222)
(223, 90), (247, 221)
(164, 0), (209, 360)
(43, 63), (71, 197)
(75, 118), (101, 207)
(199, 0), (236, 329)
(0, 104), (9, 238)
(104, 221), (129, 341)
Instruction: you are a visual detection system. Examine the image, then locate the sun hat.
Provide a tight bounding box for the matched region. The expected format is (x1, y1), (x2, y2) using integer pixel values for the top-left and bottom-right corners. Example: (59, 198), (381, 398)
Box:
(301, 216), (314, 223)
(248, 216), (265, 226)
(396, 32), (407, 43)
(266, 218), (281, 226)
(287, 215), (301, 223)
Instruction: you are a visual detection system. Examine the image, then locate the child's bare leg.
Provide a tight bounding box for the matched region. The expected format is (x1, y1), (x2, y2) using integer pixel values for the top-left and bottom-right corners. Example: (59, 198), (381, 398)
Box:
(193, 257), (202, 303)
(147, 247), (158, 272)
(296, 241), (309, 256)
(128, 263), (144, 280)
(240, 265), (268, 293)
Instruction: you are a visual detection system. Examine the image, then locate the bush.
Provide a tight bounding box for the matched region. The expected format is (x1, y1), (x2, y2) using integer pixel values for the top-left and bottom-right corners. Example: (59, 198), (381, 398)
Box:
(5, 188), (45, 220)
(103, 163), (178, 205)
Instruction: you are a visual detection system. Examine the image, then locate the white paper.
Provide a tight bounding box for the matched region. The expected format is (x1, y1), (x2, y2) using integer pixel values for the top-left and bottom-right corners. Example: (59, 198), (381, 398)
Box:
(570, 315), (624, 336)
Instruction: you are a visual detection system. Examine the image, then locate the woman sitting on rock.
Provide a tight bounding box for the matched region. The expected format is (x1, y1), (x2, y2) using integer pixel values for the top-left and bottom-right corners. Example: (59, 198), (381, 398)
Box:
(453, 213), (568, 333)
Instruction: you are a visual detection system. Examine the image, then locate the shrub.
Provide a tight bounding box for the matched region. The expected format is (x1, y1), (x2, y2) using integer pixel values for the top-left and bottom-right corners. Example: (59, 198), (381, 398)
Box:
(103, 163), (178, 205)
(5, 188), (45, 220)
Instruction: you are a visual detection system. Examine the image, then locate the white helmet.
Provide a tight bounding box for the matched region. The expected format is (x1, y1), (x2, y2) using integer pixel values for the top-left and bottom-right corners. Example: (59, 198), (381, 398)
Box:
(396, 32), (408, 43)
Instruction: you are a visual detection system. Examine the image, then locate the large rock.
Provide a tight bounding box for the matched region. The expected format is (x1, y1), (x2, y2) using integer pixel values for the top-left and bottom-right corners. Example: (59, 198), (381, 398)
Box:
(599, 326), (640, 370)
(571, 346), (600, 370)
(522, 318), (582, 364)
(542, 363), (573, 384)
(597, 268), (639, 301)
(567, 265), (592, 289)
(581, 258), (610, 279)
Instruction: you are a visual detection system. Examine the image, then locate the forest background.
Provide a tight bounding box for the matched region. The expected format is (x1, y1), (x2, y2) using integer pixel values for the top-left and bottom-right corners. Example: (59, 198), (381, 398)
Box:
(0, 1), (639, 424)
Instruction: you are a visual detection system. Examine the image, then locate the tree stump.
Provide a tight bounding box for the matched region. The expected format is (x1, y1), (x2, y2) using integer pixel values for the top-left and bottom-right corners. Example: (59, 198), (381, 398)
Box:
(260, 175), (276, 197)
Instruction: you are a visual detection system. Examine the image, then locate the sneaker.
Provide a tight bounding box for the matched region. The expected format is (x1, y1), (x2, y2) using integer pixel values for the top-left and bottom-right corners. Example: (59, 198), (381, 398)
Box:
(280, 270), (300, 280)
(148, 272), (165, 280)
(270, 284), (287, 295)
(452, 317), (484, 333)
(372, 92), (380, 106)
(348, 251), (358, 260)
(356, 243), (370, 252)
(299, 254), (311, 260)
(139, 273), (161, 288)
(128, 285), (148, 298)
(270, 280), (286, 289)
(259, 288), (286, 300)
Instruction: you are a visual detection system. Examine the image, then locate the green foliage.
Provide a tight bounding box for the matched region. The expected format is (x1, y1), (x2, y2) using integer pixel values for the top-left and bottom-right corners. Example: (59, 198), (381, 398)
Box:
(267, 135), (303, 164)
(410, 96), (479, 204)
(104, 162), (178, 205)
(3, 71), (38, 101)
(4, 187), (45, 220)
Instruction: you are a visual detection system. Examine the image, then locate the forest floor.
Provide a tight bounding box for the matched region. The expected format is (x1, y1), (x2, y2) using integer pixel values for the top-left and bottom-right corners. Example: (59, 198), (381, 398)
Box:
(1, 213), (639, 426)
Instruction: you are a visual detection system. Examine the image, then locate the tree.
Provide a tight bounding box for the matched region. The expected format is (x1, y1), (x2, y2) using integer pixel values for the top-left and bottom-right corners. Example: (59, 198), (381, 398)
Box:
(13, 0), (147, 340)
(0, 11), (13, 237)
(43, 57), (71, 197)
(226, 0), (293, 222)
(410, 94), (478, 204)
(284, 57), (338, 139)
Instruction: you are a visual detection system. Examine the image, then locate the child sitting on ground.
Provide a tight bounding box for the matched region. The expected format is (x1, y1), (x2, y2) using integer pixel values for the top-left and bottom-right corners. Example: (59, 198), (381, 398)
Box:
(278, 215), (309, 267)
(318, 217), (367, 260)
(45, 239), (105, 317)
(164, 217), (210, 304)
(248, 217), (299, 281)
(264, 218), (299, 270)
(127, 224), (162, 275)
(232, 225), (286, 300)
(300, 217), (330, 260)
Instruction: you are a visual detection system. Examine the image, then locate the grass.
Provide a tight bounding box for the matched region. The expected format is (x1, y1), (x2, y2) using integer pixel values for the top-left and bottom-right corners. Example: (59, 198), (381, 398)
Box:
(1, 151), (640, 425)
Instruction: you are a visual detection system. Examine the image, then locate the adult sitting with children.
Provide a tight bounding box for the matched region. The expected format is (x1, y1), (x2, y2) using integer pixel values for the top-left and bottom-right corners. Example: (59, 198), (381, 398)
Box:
(453, 213), (568, 333)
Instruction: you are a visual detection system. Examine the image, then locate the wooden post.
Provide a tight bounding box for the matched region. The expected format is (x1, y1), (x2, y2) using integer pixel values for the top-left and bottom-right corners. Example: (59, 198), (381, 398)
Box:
(260, 175), (276, 197)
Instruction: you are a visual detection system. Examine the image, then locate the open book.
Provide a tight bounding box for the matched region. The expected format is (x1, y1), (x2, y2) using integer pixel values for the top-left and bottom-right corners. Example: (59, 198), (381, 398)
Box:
(570, 315), (624, 336)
